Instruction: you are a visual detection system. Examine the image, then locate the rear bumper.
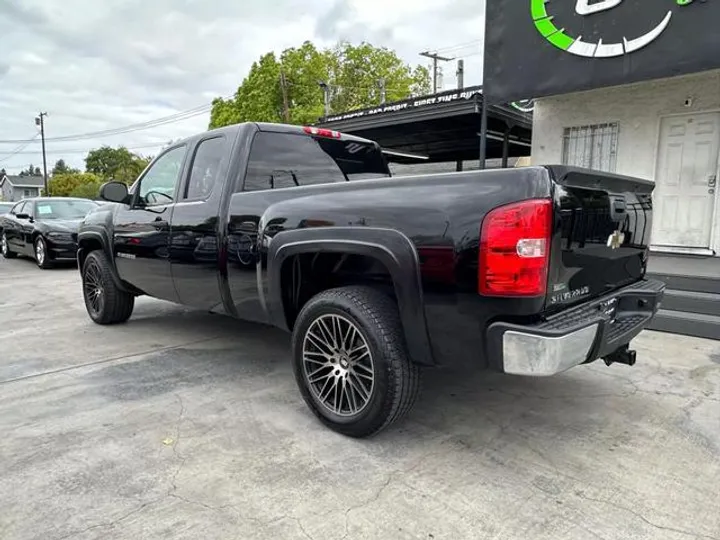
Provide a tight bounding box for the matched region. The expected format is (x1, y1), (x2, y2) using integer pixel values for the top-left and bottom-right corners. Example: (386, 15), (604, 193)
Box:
(487, 279), (666, 376)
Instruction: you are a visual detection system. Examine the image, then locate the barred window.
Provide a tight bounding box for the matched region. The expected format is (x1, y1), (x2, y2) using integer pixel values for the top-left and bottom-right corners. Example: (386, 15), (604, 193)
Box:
(562, 122), (619, 173)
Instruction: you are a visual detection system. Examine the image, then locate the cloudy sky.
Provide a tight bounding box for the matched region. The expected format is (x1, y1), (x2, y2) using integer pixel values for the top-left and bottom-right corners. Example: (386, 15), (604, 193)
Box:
(0, 0), (485, 173)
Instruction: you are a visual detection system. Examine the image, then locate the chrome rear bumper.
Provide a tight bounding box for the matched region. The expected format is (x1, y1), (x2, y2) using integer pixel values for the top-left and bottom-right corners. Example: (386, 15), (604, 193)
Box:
(488, 280), (665, 377)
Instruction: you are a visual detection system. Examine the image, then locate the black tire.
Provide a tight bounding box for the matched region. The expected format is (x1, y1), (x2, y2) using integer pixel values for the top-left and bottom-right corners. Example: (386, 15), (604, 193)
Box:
(82, 250), (135, 325)
(34, 236), (52, 269)
(291, 286), (421, 438)
(1, 232), (17, 259)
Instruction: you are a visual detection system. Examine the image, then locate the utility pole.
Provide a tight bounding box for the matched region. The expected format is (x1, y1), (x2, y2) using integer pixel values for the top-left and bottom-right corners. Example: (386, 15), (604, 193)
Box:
(35, 112), (48, 196)
(479, 94), (488, 170)
(455, 59), (466, 173)
(419, 51), (454, 94)
(456, 59), (465, 90)
(378, 78), (387, 105)
(279, 72), (290, 123)
(318, 81), (331, 118)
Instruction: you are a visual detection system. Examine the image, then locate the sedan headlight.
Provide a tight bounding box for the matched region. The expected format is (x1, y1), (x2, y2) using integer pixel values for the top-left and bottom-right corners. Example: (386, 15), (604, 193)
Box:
(47, 231), (74, 242)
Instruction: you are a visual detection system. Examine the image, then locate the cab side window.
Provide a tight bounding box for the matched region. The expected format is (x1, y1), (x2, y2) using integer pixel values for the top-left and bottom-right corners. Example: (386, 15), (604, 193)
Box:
(137, 146), (186, 206)
(185, 137), (226, 200)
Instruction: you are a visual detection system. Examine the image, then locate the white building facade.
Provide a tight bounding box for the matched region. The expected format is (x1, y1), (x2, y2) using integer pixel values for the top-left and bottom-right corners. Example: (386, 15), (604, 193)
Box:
(532, 69), (720, 257)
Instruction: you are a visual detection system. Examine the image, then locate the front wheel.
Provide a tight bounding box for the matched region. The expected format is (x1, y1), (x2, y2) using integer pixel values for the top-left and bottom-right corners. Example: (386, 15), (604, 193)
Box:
(34, 236), (52, 269)
(1, 232), (16, 259)
(82, 250), (135, 324)
(291, 286), (421, 438)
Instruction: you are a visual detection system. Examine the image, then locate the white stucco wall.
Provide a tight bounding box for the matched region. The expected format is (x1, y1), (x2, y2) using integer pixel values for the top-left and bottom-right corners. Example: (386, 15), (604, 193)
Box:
(531, 70), (720, 181)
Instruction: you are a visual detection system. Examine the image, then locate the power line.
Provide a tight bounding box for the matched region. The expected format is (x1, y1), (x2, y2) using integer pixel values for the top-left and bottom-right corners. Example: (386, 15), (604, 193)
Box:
(433, 39), (483, 54)
(419, 51), (455, 94)
(0, 97), (229, 145)
(0, 134), (41, 164)
(3, 141), (169, 156)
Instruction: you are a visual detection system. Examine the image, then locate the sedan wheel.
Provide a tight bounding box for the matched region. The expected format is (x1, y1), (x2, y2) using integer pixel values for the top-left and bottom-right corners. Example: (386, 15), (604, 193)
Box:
(1, 233), (16, 259)
(34, 236), (51, 269)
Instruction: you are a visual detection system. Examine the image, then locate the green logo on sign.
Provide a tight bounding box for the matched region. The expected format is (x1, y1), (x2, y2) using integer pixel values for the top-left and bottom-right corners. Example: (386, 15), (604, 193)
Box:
(532, 0), (695, 58)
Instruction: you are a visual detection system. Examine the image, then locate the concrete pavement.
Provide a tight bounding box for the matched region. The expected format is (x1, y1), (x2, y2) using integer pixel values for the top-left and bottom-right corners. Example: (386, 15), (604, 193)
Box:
(1, 256), (718, 540)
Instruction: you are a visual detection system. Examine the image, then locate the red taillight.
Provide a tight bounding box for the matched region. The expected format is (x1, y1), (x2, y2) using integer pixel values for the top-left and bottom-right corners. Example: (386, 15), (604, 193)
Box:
(478, 199), (552, 297)
(303, 126), (342, 139)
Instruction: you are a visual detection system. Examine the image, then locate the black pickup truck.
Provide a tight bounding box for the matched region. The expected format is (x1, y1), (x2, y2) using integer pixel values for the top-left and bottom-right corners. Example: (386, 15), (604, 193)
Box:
(77, 122), (664, 437)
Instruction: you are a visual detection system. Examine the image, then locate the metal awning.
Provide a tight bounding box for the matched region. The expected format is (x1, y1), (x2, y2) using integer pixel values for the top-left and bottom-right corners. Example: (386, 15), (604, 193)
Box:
(316, 86), (532, 165)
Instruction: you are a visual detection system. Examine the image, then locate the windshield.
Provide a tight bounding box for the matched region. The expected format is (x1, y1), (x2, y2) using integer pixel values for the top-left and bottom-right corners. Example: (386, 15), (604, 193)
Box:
(0, 203), (12, 213)
(35, 200), (98, 220)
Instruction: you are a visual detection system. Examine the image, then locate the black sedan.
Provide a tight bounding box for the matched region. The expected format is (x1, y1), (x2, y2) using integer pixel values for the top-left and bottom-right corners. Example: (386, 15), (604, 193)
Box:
(1, 198), (99, 268)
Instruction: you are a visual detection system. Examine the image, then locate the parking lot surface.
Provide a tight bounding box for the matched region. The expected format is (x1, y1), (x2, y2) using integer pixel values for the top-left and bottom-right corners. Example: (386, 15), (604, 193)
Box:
(1, 256), (719, 540)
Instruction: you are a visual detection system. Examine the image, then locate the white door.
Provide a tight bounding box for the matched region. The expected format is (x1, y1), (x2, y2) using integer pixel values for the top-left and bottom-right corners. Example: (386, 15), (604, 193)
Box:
(653, 113), (720, 249)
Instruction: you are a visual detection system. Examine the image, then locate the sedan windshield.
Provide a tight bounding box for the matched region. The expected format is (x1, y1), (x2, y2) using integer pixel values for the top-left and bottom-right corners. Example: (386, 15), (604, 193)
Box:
(0, 203), (13, 213)
(35, 200), (98, 219)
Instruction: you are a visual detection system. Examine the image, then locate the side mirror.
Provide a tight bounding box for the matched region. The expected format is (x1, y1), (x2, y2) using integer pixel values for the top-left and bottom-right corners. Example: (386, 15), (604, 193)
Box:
(15, 213), (30, 220)
(99, 181), (129, 204)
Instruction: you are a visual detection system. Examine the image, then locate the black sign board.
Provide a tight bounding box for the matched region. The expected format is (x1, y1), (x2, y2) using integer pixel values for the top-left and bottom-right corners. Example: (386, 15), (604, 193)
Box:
(324, 86), (482, 122)
(484, 0), (720, 103)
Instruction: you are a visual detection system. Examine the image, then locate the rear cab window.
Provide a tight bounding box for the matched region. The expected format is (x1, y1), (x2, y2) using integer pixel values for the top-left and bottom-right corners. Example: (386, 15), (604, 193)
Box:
(240, 131), (390, 192)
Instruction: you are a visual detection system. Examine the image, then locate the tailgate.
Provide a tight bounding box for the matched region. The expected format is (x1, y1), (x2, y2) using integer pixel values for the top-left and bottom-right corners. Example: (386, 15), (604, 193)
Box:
(545, 166), (654, 312)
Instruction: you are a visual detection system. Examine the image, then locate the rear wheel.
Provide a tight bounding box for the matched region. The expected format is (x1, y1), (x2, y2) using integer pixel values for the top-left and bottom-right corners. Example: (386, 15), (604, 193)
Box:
(34, 236), (52, 269)
(1, 232), (16, 259)
(292, 286), (420, 438)
(82, 250), (135, 324)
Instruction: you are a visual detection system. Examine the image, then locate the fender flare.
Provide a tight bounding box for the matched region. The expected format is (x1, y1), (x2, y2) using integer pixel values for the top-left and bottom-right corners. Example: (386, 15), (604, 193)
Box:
(267, 227), (435, 366)
(77, 229), (130, 293)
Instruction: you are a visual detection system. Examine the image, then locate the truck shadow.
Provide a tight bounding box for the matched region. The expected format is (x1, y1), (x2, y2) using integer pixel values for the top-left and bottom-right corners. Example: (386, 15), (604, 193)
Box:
(88, 304), (639, 448)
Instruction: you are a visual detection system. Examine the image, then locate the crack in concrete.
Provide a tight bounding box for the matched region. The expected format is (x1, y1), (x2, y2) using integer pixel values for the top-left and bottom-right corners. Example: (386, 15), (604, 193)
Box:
(488, 386), (638, 402)
(574, 493), (719, 540)
(162, 396), (318, 540)
(55, 497), (164, 540)
(338, 438), (460, 540)
(340, 473), (396, 540)
(168, 394), (188, 497)
(0, 336), (223, 386)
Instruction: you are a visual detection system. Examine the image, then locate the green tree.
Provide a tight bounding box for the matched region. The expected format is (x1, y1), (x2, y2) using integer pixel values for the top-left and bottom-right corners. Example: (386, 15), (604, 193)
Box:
(48, 172), (102, 197)
(330, 42), (431, 112)
(209, 41), (431, 129)
(85, 147), (151, 184)
(69, 181), (102, 199)
(19, 164), (42, 177)
(51, 159), (80, 177)
(280, 42), (334, 124)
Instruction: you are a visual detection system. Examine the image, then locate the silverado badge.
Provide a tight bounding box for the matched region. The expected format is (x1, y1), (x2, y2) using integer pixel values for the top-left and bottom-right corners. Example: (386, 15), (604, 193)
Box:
(607, 231), (625, 250)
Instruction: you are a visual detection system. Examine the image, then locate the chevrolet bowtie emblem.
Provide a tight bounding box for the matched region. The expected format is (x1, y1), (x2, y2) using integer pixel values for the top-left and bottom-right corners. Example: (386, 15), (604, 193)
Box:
(607, 231), (625, 249)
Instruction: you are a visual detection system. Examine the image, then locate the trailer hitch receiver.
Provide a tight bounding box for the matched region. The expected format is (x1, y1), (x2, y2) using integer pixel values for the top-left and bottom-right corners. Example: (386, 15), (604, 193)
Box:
(603, 345), (637, 367)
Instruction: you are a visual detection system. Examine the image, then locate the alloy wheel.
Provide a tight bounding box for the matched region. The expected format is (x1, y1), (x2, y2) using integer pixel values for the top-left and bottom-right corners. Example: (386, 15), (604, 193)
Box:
(1, 234), (7, 256)
(83, 258), (105, 316)
(35, 239), (45, 266)
(302, 314), (374, 417)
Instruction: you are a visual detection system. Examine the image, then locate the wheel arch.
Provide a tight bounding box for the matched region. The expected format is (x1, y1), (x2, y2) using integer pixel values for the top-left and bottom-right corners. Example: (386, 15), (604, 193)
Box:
(77, 230), (131, 293)
(267, 227), (435, 366)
